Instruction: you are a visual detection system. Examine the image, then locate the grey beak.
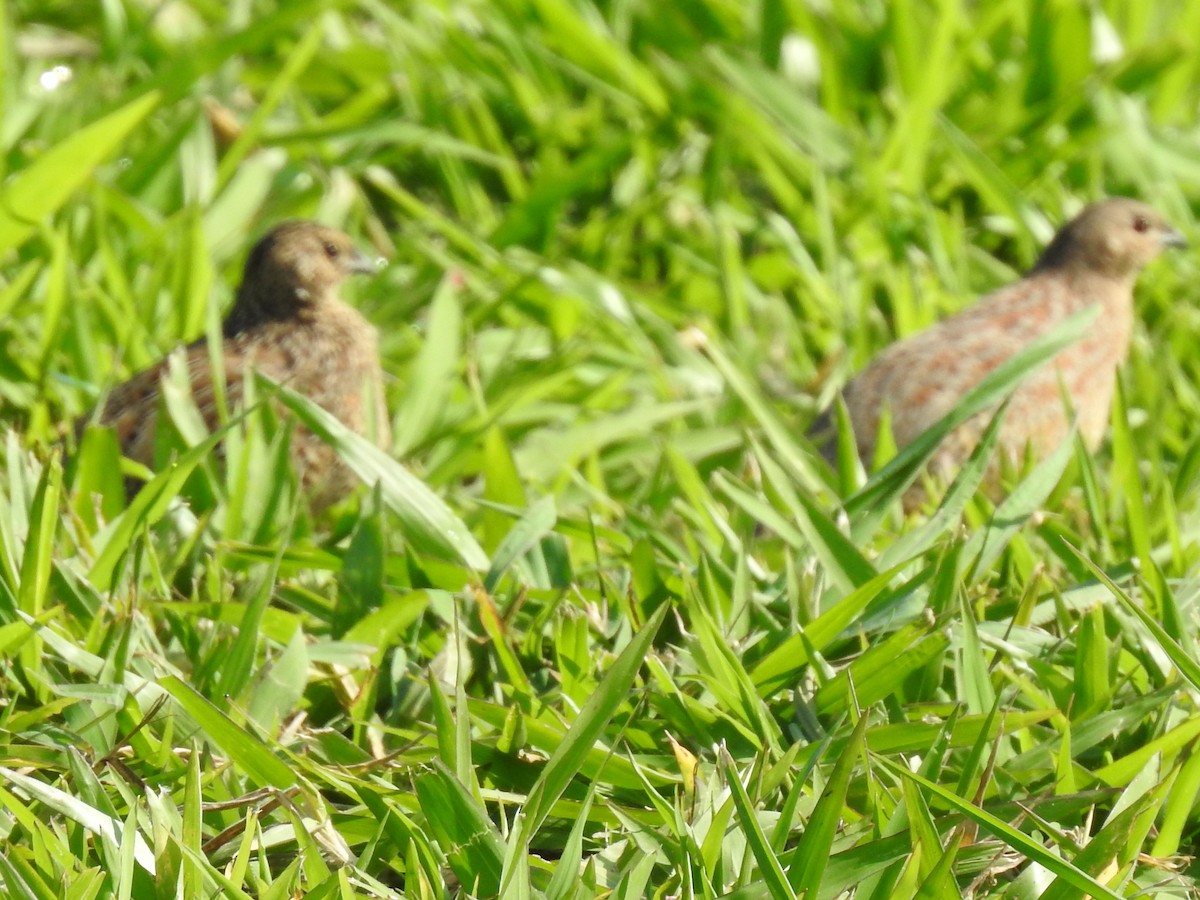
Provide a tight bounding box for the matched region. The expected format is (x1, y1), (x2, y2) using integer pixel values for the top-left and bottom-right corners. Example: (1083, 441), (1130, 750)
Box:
(1162, 228), (1188, 250)
(349, 248), (380, 275)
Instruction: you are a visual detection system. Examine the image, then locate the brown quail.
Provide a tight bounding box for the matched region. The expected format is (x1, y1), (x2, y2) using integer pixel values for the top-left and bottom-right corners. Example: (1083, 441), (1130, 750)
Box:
(89, 220), (390, 510)
(814, 198), (1185, 490)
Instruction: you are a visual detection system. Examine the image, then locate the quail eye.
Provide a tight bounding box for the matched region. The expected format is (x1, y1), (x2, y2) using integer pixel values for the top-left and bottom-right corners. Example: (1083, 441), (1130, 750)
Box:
(323, 241), (340, 259)
(1133, 215), (1151, 233)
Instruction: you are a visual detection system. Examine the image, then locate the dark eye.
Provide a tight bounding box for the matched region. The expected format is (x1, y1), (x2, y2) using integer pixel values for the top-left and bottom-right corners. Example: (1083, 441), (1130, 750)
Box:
(1133, 215), (1151, 233)
(323, 241), (340, 259)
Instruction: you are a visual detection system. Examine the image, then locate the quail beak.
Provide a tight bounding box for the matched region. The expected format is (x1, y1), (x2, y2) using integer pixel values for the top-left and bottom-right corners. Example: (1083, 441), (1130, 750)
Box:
(1161, 227), (1188, 250)
(348, 248), (379, 275)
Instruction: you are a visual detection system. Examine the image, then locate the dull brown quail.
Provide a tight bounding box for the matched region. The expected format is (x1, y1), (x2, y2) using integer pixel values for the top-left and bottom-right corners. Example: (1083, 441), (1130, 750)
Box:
(813, 198), (1185, 491)
(89, 220), (390, 510)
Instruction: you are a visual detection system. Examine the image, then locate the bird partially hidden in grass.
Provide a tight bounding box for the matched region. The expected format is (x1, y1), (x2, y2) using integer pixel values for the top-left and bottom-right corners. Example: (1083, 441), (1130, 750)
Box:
(83, 220), (391, 511)
(810, 198), (1186, 499)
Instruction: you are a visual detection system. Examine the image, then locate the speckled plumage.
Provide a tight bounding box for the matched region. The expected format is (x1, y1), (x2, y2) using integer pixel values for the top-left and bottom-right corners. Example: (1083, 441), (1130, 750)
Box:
(92, 221), (390, 510)
(815, 198), (1184, 487)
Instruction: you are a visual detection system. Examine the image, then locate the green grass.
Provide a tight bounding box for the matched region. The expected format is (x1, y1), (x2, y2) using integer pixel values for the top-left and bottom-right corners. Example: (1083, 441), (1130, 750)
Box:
(4, 0), (1200, 896)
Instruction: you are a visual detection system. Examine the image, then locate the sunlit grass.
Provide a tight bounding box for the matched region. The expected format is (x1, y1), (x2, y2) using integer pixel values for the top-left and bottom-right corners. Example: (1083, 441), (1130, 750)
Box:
(2, 0), (1200, 896)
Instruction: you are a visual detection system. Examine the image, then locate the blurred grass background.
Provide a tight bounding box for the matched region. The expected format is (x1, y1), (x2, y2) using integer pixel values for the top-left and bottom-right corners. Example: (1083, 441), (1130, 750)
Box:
(4, 0), (1200, 896)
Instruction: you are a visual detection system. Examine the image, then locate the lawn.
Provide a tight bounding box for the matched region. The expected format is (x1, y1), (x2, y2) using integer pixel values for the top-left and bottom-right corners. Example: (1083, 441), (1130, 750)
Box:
(4, 0), (1200, 897)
